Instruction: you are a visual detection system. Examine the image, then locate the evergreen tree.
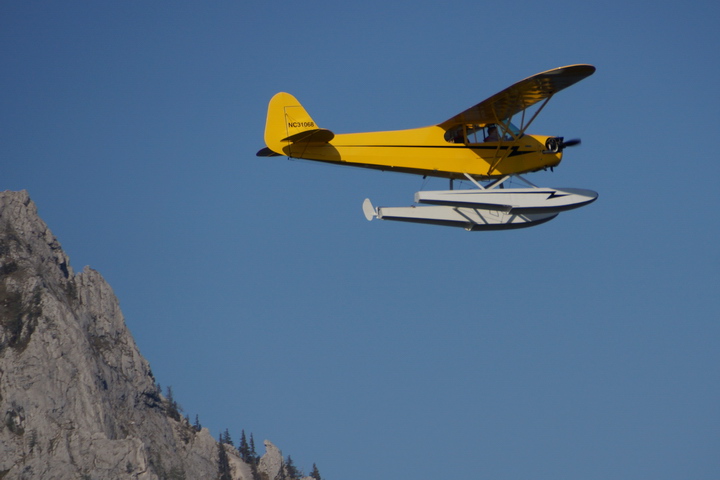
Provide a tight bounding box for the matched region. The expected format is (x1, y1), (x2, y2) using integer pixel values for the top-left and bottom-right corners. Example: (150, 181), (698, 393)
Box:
(239, 430), (250, 462)
(310, 463), (322, 480)
(194, 414), (202, 432)
(285, 456), (300, 480)
(249, 433), (258, 463)
(222, 428), (234, 446)
(217, 434), (232, 480)
(165, 386), (181, 421)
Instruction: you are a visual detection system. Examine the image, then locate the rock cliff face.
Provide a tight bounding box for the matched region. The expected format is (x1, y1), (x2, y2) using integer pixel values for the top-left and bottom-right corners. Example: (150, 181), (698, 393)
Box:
(0, 191), (291, 480)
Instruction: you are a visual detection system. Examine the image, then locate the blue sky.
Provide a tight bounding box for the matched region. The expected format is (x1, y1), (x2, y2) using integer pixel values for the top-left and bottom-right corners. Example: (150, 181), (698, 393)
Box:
(3, 1), (720, 479)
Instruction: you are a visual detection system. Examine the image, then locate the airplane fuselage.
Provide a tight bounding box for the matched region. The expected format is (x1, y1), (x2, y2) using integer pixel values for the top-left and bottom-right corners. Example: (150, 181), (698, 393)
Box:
(276, 126), (563, 180)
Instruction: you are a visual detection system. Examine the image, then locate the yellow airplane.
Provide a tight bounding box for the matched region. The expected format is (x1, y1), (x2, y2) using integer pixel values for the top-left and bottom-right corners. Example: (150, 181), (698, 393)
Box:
(257, 65), (597, 230)
(257, 64), (595, 180)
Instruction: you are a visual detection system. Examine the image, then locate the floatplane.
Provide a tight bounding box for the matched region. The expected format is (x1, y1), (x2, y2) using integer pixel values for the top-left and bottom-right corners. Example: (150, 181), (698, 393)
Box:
(257, 64), (597, 231)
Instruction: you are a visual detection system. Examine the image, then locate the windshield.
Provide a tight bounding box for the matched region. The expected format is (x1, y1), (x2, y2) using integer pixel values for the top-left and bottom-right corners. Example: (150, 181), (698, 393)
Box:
(505, 121), (521, 137)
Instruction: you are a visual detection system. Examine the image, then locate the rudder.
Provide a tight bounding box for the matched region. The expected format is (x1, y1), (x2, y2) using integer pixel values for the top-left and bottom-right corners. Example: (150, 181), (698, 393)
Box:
(263, 92), (319, 154)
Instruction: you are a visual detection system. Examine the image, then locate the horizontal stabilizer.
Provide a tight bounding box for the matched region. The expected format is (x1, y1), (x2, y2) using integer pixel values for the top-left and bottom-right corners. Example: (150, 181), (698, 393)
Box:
(281, 128), (335, 144)
(362, 198), (376, 221)
(256, 147), (282, 157)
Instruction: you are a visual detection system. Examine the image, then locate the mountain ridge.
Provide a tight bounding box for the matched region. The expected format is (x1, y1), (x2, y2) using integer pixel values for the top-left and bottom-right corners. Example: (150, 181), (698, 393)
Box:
(0, 190), (303, 480)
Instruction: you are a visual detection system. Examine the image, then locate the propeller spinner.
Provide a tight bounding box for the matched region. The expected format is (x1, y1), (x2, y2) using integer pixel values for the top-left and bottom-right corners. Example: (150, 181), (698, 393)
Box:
(544, 137), (581, 153)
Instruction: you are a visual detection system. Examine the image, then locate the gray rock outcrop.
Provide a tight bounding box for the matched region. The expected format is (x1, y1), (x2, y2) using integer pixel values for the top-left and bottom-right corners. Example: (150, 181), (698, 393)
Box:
(0, 191), (301, 480)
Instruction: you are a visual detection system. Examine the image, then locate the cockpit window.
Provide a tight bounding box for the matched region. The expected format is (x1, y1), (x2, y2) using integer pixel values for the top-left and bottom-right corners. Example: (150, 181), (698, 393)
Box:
(444, 121), (522, 144)
(444, 126), (465, 143)
(466, 125), (485, 143)
(484, 121), (521, 142)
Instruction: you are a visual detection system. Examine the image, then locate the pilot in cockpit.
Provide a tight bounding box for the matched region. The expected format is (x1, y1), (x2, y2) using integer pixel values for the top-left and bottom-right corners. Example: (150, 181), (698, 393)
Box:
(485, 125), (500, 142)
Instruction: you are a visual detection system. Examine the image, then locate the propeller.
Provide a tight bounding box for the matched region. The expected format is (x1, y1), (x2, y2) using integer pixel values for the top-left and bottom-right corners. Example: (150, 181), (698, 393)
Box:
(544, 137), (581, 153)
(560, 138), (581, 148)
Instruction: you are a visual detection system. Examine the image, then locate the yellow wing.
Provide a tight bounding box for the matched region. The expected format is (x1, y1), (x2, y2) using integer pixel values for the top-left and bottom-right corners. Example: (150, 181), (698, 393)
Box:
(439, 64), (596, 129)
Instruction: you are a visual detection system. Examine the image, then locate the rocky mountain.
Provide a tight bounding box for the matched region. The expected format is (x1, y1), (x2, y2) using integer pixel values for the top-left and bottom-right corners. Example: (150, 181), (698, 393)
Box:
(0, 190), (305, 480)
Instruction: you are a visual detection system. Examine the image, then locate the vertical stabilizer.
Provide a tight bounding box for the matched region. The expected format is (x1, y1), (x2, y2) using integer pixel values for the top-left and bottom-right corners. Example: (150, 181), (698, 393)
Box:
(263, 92), (319, 154)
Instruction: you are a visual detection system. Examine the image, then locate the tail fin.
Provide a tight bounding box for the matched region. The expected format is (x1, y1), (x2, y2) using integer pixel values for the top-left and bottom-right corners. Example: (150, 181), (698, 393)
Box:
(260, 93), (334, 156)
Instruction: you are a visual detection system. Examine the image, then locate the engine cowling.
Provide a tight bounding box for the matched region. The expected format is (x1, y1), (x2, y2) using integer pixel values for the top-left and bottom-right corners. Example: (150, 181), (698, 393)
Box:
(545, 137), (563, 153)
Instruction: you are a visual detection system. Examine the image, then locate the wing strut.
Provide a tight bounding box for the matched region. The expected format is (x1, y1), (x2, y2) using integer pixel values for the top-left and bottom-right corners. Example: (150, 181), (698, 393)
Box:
(463, 173), (486, 190)
(487, 96), (553, 175)
(515, 96), (552, 136)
